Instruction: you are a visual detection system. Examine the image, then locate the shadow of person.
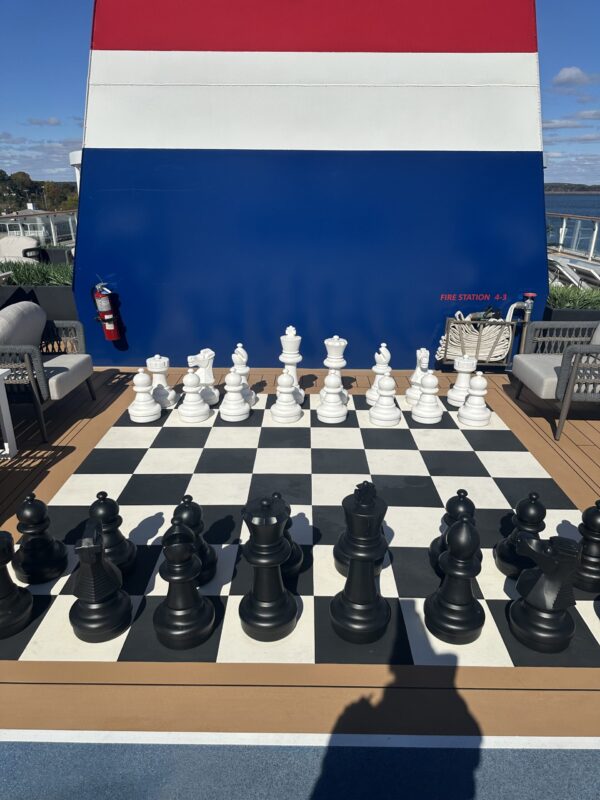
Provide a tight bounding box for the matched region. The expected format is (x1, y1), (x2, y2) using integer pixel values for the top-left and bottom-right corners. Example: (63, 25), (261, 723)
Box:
(309, 599), (482, 800)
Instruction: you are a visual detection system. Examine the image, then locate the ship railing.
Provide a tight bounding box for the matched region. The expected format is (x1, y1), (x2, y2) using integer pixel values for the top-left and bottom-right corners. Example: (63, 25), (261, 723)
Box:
(546, 212), (600, 263)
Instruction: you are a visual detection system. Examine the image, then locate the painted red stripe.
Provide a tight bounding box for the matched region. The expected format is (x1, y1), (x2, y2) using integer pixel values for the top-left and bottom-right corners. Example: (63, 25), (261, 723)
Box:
(91, 0), (538, 53)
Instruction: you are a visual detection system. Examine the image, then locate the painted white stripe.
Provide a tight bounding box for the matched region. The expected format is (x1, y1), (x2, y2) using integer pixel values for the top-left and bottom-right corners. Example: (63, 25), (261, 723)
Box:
(1, 730), (599, 749)
(84, 83), (542, 152)
(89, 50), (540, 88)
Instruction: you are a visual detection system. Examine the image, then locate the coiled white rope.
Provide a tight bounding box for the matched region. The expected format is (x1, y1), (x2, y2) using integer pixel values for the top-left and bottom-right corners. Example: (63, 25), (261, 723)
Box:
(436, 304), (520, 362)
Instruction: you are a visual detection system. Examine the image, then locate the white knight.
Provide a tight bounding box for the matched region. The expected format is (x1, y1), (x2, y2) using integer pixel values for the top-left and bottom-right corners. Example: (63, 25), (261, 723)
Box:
(187, 347), (219, 406)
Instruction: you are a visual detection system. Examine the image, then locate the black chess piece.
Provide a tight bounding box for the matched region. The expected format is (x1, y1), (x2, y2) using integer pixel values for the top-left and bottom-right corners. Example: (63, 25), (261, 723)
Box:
(89, 491), (137, 574)
(272, 492), (304, 578)
(429, 489), (477, 577)
(172, 495), (217, 585)
(508, 535), (579, 653)
(12, 493), (67, 584)
(493, 492), (546, 579)
(573, 499), (600, 594)
(239, 495), (298, 642)
(69, 520), (132, 643)
(153, 519), (215, 649)
(333, 481), (388, 577)
(424, 516), (485, 645)
(329, 483), (391, 644)
(0, 531), (33, 639)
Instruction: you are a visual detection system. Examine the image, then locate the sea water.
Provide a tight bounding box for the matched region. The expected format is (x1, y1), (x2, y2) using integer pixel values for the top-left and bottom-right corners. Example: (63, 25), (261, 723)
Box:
(545, 193), (600, 217)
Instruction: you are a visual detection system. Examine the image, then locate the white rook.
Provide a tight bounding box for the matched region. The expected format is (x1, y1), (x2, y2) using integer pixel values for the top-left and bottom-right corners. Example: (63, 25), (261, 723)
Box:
(447, 354), (477, 408)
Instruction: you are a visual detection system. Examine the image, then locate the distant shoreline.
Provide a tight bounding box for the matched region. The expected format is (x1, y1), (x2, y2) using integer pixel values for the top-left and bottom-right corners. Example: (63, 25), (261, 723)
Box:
(544, 191), (600, 195)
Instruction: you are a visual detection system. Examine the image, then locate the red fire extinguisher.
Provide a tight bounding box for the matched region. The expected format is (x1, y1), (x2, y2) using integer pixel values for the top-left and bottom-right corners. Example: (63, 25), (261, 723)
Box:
(94, 282), (121, 341)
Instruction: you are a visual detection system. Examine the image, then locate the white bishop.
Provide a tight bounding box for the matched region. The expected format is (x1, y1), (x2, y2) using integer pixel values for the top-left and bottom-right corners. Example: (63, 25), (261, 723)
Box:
(366, 343), (391, 406)
(405, 348), (429, 407)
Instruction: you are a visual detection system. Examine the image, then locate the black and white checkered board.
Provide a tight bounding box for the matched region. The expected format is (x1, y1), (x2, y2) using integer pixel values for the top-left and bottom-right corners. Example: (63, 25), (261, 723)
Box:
(4, 392), (600, 668)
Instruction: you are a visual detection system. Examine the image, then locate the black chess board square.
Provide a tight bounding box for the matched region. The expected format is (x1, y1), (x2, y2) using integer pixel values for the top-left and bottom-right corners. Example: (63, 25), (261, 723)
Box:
(312, 506), (346, 545)
(195, 448), (256, 474)
(45, 506), (88, 544)
(495, 478), (577, 510)
(152, 427), (211, 448)
(487, 600), (600, 668)
(258, 427), (311, 449)
(113, 410), (168, 427)
(0, 596), (55, 661)
(75, 448), (146, 475)
(265, 394), (310, 410)
(405, 412), (458, 430)
(461, 430), (527, 452)
(311, 410), (359, 428)
(351, 395), (371, 411)
(229, 545), (313, 596)
(202, 506), (243, 544)
(371, 475), (443, 508)
(421, 451), (490, 478)
(311, 449), (370, 474)
(314, 597), (413, 665)
(389, 546), (484, 599)
(214, 410), (264, 427)
(249, 474), (312, 505)
(360, 429), (418, 450)
(118, 596), (227, 662)
(117, 475), (192, 507)
(474, 509), (514, 549)
(61, 545), (161, 596)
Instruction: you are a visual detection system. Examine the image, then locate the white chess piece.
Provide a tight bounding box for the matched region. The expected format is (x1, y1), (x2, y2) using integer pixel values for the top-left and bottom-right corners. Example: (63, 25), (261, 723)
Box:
(179, 369), (210, 423)
(447, 354), (477, 408)
(405, 348), (430, 407)
(316, 371), (347, 424)
(279, 325), (304, 403)
(128, 368), (161, 423)
(146, 353), (179, 410)
(187, 347), (219, 406)
(219, 369), (250, 422)
(320, 335), (348, 403)
(271, 369), (302, 424)
(458, 371), (492, 427)
(231, 342), (257, 407)
(411, 370), (443, 425)
(369, 369), (401, 427)
(366, 343), (391, 406)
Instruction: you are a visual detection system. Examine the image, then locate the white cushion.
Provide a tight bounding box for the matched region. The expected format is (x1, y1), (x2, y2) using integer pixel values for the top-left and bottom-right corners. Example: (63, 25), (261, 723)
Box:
(0, 236), (39, 260)
(512, 354), (563, 400)
(591, 324), (600, 345)
(0, 301), (47, 346)
(42, 354), (93, 401)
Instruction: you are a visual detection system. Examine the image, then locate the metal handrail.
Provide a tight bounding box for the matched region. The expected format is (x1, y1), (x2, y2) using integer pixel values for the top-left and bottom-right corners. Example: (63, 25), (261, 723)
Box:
(546, 212), (600, 263)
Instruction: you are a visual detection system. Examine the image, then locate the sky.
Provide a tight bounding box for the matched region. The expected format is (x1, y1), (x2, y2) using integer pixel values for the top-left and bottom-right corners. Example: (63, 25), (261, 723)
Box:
(1, 0), (600, 184)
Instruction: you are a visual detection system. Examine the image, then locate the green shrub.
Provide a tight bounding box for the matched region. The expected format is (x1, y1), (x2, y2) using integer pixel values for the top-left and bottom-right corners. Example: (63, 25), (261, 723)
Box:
(547, 284), (600, 310)
(1, 261), (73, 287)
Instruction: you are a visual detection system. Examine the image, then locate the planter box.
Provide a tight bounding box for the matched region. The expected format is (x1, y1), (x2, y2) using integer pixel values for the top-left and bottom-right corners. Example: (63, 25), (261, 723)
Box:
(0, 285), (78, 320)
(543, 305), (600, 322)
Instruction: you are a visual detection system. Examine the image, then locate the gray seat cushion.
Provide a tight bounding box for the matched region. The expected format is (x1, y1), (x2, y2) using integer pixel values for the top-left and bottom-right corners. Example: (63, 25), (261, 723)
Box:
(512, 353), (563, 400)
(42, 354), (93, 401)
(591, 324), (600, 345)
(0, 301), (47, 346)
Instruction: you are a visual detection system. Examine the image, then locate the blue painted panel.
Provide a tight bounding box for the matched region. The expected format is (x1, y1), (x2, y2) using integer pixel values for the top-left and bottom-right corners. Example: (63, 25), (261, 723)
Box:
(74, 150), (548, 367)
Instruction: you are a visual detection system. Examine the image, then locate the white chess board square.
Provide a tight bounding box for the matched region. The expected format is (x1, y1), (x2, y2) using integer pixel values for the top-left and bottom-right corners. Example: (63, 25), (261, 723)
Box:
(400, 598), (513, 667)
(162, 408), (217, 427)
(253, 448), (312, 475)
(118, 506), (171, 544)
(203, 426), (261, 448)
(311, 474), (371, 506)
(310, 428), (364, 449)
(251, 394), (268, 410)
(95, 427), (160, 449)
(186, 473), (252, 505)
(448, 410), (509, 431)
(261, 409), (311, 427)
(384, 507), (446, 548)
(50, 474), (131, 507)
(134, 448), (202, 475)
(576, 601), (600, 643)
(475, 551), (519, 600)
(476, 451), (550, 479)
(312, 544), (397, 598)
(288, 505), (314, 544)
(409, 429), (473, 452)
(543, 510), (582, 540)
(365, 449), (429, 476)
(432, 476), (509, 510)
(355, 410), (409, 430)
(8, 546), (78, 596)
(216, 595), (315, 663)
(146, 544), (238, 597)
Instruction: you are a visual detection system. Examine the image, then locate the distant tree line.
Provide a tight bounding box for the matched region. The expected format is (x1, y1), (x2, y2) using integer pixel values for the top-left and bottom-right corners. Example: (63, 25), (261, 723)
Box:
(545, 182), (600, 193)
(0, 170), (78, 214)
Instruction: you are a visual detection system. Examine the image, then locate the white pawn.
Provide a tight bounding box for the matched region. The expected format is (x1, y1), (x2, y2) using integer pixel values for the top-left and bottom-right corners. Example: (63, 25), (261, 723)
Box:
(179, 369), (210, 423)
(271, 369), (302, 424)
(447, 354), (477, 408)
(366, 343), (391, 406)
(219, 369), (250, 423)
(231, 342), (257, 407)
(411, 370), (443, 425)
(146, 354), (179, 410)
(405, 348), (429, 407)
(316, 372), (347, 424)
(279, 325), (304, 403)
(320, 335), (349, 404)
(369, 369), (401, 427)
(458, 371), (492, 427)
(128, 368), (161, 423)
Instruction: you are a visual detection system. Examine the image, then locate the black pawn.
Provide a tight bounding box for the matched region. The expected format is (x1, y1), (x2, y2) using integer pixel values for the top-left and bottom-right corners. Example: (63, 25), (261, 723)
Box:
(509, 535), (578, 653)
(429, 489), (477, 577)
(153, 519), (215, 649)
(334, 481), (388, 577)
(424, 516), (485, 645)
(0, 531), (33, 639)
(239, 495), (298, 642)
(329, 483), (390, 644)
(12, 493), (67, 584)
(173, 495), (217, 585)
(89, 491), (137, 574)
(272, 492), (304, 578)
(574, 499), (600, 594)
(69, 520), (132, 643)
(494, 492), (546, 578)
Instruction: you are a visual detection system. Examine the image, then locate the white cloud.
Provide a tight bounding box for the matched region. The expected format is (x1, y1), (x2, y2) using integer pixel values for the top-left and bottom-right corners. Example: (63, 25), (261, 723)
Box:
(552, 67), (598, 87)
(544, 133), (600, 144)
(543, 119), (590, 130)
(577, 109), (600, 120)
(26, 117), (62, 127)
(544, 152), (600, 183)
(0, 133), (81, 180)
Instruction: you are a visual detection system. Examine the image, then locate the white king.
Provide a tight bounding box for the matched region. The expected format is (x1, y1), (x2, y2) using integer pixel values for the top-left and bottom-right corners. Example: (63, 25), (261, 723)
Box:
(279, 325), (304, 403)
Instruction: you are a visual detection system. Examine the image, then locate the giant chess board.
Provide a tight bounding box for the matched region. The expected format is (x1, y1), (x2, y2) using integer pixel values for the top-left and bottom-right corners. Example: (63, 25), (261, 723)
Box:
(4, 393), (600, 668)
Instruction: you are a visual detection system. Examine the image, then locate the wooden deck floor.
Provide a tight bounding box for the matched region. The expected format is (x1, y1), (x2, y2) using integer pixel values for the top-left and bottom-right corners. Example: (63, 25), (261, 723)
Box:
(1, 366), (599, 534)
